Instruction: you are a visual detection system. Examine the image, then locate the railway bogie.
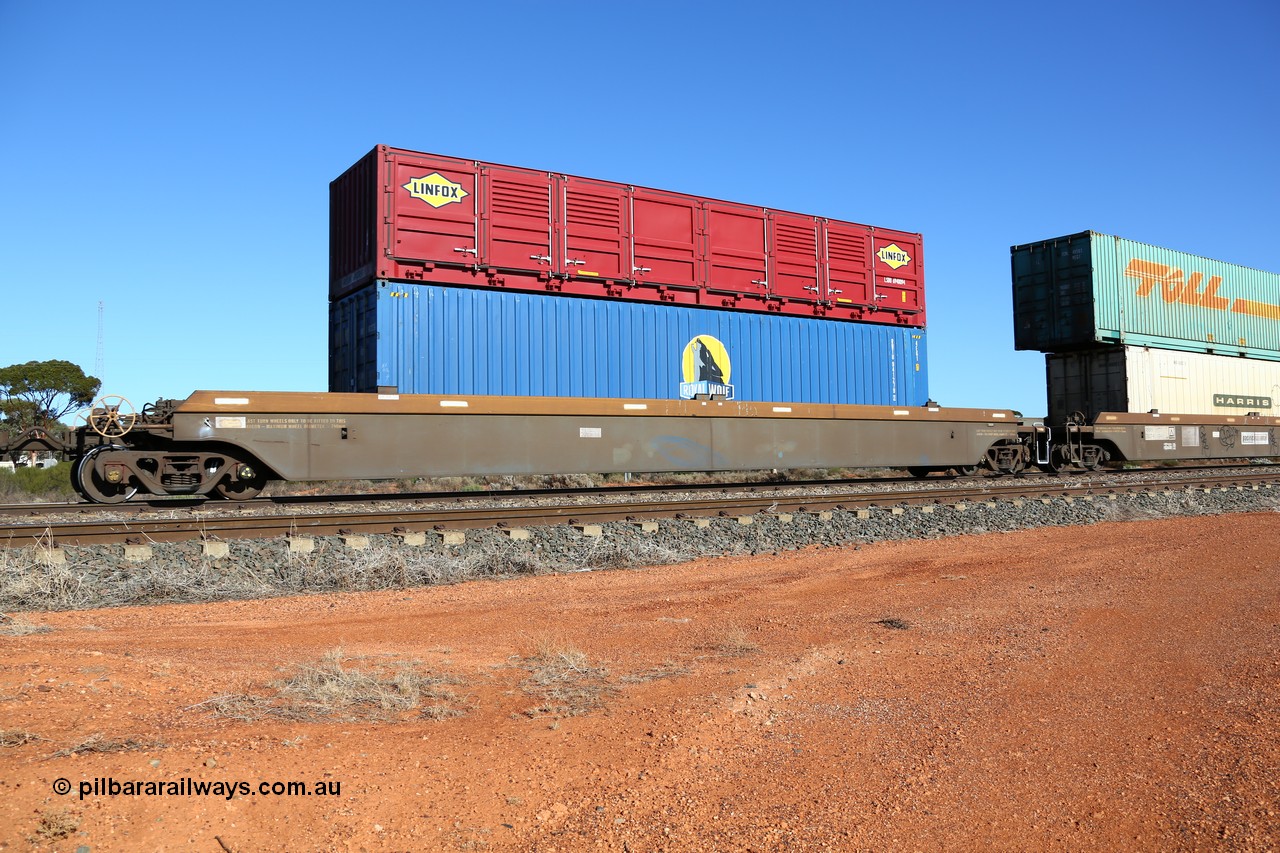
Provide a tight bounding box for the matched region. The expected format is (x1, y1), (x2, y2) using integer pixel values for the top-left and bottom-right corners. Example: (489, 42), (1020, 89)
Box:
(75, 445), (271, 501)
(983, 440), (1031, 475)
(1026, 412), (1280, 473)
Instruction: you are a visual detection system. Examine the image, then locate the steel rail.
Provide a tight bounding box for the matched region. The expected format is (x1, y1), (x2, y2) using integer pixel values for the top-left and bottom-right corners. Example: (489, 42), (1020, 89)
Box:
(3, 470), (1278, 549)
(2, 461), (1274, 519)
(0, 474), (931, 518)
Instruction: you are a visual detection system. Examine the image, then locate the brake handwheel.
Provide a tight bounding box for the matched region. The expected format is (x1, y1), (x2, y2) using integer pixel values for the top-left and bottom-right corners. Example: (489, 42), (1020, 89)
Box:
(87, 395), (137, 438)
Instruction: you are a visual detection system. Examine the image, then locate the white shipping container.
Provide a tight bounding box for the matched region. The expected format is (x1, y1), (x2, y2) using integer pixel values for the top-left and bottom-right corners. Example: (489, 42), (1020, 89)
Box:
(1047, 346), (1280, 423)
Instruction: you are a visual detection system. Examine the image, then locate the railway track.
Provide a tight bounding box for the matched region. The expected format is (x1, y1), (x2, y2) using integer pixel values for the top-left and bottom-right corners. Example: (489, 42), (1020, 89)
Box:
(0, 473), (937, 518)
(4, 469), (1278, 549)
(2, 461), (1273, 520)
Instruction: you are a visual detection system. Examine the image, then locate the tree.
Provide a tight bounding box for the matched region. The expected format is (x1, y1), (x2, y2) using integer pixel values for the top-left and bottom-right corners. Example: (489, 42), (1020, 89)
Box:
(0, 360), (101, 430)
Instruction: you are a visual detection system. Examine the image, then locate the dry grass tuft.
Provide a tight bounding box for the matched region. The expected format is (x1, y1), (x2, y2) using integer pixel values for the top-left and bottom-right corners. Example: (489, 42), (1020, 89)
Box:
(517, 639), (613, 718)
(707, 624), (762, 657)
(571, 536), (692, 572)
(45, 733), (161, 759)
(0, 612), (53, 636)
(619, 661), (690, 684)
(30, 807), (79, 841)
(0, 729), (42, 748)
(195, 648), (466, 722)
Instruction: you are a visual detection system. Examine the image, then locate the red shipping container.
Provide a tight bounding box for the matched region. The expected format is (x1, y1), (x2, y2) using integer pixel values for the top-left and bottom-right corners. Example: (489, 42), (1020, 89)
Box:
(330, 145), (926, 327)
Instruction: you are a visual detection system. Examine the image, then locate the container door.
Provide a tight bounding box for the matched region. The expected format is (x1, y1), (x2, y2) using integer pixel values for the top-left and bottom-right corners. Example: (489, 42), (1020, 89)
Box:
(767, 212), (821, 302)
(823, 221), (874, 306)
(631, 188), (700, 290)
(1012, 234), (1093, 350)
(871, 230), (924, 318)
(480, 165), (554, 272)
(558, 177), (630, 281)
(386, 151), (480, 269)
(705, 202), (767, 298)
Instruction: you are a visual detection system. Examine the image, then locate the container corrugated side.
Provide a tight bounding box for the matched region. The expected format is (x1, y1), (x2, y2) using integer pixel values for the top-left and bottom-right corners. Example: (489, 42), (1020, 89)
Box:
(328, 145), (926, 327)
(1046, 345), (1280, 424)
(329, 282), (928, 405)
(1013, 231), (1280, 359)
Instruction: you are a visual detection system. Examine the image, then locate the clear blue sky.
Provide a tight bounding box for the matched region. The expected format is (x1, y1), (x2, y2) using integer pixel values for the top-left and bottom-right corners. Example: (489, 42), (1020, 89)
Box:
(2, 0), (1277, 417)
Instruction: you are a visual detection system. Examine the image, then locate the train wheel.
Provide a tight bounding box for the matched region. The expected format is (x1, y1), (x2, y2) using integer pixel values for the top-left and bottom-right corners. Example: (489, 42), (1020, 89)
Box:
(906, 466), (934, 478)
(70, 453), (90, 500)
(950, 464), (980, 477)
(1080, 446), (1106, 471)
(74, 447), (138, 504)
(212, 479), (265, 500)
(998, 457), (1027, 475)
(1038, 445), (1071, 474)
(211, 463), (267, 501)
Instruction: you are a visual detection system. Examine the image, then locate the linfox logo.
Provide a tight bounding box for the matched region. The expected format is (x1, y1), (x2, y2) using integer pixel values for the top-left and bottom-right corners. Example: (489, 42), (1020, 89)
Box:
(1124, 259), (1280, 321)
(402, 173), (469, 208)
(876, 244), (911, 270)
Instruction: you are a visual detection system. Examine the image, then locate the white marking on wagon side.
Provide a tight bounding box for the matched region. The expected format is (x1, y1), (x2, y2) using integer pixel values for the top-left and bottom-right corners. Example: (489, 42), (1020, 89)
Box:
(378, 394), (400, 400)
(214, 417), (246, 429)
(992, 413), (1006, 418)
(893, 410), (910, 416)
(214, 397), (250, 405)
(580, 427), (602, 438)
(439, 400), (469, 407)
(623, 404), (648, 410)
(772, 407), (793, 413)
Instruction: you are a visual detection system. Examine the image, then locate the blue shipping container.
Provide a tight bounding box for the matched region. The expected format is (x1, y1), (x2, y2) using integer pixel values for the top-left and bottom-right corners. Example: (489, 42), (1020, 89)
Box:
(329, 282), (928, 405)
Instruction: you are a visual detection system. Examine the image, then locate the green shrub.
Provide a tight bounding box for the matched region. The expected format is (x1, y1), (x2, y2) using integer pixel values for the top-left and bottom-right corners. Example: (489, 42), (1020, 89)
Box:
(0, 462), (76, 501)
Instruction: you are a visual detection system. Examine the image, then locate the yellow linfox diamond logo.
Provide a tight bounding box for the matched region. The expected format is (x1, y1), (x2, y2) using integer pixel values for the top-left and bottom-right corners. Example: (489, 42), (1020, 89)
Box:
(876, 244), (912, 270)
(403, 173), (469, 208)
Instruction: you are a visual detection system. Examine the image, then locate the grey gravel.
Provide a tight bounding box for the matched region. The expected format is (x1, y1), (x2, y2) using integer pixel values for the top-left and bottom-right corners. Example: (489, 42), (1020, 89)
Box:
(3, 485), (1278, 613)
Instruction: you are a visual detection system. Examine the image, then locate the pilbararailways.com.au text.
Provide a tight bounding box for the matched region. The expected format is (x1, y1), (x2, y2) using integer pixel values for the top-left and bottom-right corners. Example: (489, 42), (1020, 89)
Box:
(55, 777), (341, 801)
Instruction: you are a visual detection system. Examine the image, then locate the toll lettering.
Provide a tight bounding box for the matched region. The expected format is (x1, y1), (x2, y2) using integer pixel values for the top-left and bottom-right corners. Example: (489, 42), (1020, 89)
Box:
(1125, 258), (1280, 320)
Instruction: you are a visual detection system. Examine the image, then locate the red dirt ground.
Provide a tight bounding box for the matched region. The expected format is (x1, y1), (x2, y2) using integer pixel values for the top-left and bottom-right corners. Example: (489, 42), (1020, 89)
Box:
(2, 513), (1278, 852)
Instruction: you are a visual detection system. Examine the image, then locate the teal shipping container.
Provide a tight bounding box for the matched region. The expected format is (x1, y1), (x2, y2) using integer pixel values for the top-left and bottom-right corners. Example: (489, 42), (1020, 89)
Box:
(1012, 231), (1280, 360)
